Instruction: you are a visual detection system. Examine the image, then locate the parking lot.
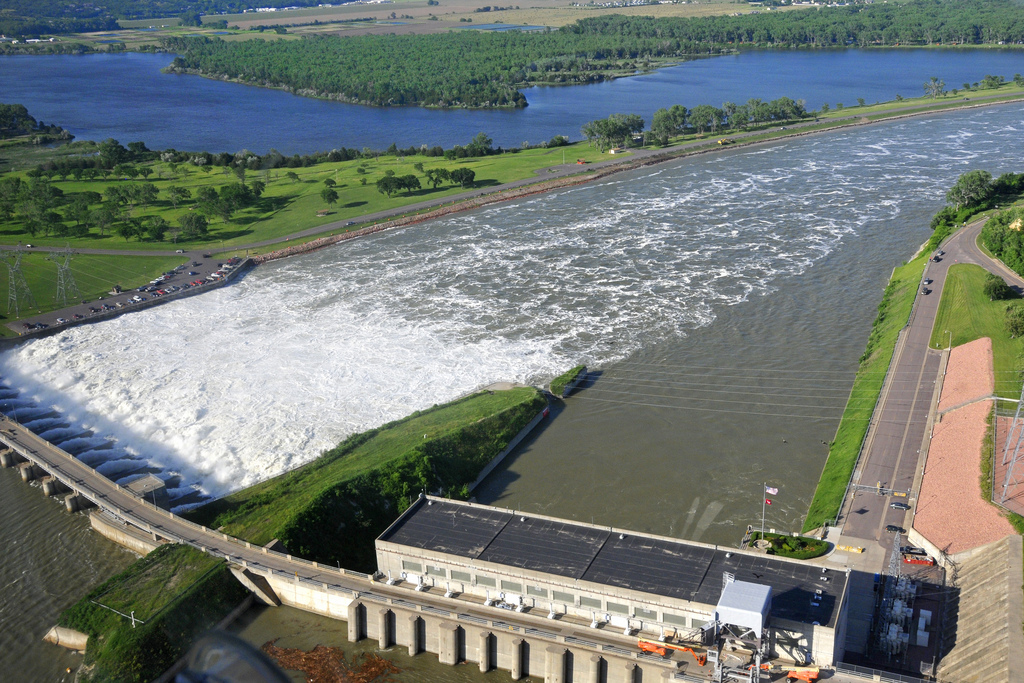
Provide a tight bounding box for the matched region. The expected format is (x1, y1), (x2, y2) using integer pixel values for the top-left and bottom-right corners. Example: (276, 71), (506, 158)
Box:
(8, 253), (247, 335)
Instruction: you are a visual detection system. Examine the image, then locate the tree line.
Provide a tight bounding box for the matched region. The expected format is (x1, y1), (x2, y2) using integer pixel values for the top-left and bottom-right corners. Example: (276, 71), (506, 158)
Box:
(163, 0), (1024, 109)
(0, 0), (332, 36)
(580, 96), (808, 150)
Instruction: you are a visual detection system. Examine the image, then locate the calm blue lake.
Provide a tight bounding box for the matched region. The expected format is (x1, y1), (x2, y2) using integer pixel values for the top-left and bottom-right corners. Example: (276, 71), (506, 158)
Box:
(2, 49), (1023, 153)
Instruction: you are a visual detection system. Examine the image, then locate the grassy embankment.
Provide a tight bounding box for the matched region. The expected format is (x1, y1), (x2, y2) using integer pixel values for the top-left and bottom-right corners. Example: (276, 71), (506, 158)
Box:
(59, 544), (247, 683)
(549, 364), (585, 397)
(187, 387), (547, 570)
(929, 264), (1023, 398)
(802, 256), (927, 533)
(927, 263), (1024, 534)
(4, 81), (1023, 332)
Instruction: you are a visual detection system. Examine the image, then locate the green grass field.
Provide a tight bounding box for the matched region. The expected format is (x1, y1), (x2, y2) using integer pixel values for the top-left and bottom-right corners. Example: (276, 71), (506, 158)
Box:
(0, 253), (187, 332)
(929, 263), (1023, 399)
(59, 544), (247, 683)
(803, 255), (927, 532)
(0, 143), (612, 254)
(188, 387), (544, 546)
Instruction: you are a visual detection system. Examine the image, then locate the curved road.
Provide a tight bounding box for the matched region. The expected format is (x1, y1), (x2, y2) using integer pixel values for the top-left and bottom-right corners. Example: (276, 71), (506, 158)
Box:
(839, 217), (1021, 545)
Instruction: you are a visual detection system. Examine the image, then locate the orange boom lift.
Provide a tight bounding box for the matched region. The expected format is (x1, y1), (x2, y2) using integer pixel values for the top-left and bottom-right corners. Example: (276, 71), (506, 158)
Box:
(637, 639), (707, 666)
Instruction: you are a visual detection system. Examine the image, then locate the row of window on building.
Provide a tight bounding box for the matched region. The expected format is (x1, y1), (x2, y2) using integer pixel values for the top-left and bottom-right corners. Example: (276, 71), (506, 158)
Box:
(400, 559), (708, 630)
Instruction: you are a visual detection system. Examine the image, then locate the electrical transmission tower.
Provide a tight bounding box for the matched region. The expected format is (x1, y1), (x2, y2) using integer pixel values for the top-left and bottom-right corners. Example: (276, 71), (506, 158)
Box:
(5, 252), (36, 318)
(998, 383), (1024, 505)
(47, 246), (81, 307)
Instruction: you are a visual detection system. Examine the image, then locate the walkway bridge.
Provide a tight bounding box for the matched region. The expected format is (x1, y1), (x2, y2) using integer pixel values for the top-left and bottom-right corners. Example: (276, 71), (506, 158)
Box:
(0, 415), (707, 683)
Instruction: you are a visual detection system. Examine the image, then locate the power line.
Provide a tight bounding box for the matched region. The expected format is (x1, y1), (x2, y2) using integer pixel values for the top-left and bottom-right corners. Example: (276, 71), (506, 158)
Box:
(5, 252), (36, 318)
(46, 245), (81, 307)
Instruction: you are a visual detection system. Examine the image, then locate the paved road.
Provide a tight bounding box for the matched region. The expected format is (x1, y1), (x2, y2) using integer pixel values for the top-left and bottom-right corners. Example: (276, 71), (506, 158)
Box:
(840, 217), (1021, 546)
(3, 251), (247, 335)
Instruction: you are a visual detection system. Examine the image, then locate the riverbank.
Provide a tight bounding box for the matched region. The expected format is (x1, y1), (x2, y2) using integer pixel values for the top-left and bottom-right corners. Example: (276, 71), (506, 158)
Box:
(802, 255), (928, 532)
(226, 91), (1024, 267)
(185, 386), (547, 570)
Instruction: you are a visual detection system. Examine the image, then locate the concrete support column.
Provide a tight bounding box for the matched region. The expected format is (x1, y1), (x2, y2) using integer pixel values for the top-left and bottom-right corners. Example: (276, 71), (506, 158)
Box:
(589, 654), (604, 683)
(18, 462), (42, 482)
(346, 601), (364, 643)
(377, 608), (390, 649)
(438, 621), (458, 666)
(0, 449), (25, 468)
(405, 614), (420, 656)
(478, 631), (492, 673)
(621, 661), (637, 683)
(41, 476), (69, 497)
(510, 637), (524, 680)
(545, 645), (566, 683)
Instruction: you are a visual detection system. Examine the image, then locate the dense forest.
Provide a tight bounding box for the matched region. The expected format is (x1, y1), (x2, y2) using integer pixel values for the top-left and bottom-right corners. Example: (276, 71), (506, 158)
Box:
(166, 0), (1024, 109)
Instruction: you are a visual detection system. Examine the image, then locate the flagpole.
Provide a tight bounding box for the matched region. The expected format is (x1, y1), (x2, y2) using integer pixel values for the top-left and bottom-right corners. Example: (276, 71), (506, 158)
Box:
(761, 481), (766, 543)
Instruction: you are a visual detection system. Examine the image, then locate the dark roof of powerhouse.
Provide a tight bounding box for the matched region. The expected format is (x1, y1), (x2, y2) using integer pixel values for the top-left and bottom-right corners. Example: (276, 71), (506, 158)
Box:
(378, 498), (847, 628)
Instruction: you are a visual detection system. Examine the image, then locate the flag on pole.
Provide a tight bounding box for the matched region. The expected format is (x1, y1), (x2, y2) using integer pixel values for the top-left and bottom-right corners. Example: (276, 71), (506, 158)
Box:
(765, 485), (779, 495)
(765, 499), (772, 505)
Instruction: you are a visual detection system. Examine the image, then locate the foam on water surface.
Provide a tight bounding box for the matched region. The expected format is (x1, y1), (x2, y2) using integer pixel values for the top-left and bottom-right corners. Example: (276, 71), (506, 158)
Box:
(1, 106), (1023, 502)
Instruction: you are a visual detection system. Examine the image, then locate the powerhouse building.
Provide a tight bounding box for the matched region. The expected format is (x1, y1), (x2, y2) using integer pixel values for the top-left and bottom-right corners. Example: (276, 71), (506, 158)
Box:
(376, 496), (851, 666)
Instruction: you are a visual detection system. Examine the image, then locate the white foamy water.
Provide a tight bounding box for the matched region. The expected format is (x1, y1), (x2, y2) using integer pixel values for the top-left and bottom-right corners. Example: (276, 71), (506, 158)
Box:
(2, 105), (1022, 501)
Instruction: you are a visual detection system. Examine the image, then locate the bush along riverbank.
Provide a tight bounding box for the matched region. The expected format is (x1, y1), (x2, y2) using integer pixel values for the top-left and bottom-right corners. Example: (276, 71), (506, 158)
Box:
(550, 364), (586, 398)
(186, 387), (547, 571)
(58, 544), (247, 683)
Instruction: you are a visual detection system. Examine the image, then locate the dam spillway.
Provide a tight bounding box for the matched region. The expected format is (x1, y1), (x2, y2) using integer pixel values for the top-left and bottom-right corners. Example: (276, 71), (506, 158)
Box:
(0, 105), (1023, 539)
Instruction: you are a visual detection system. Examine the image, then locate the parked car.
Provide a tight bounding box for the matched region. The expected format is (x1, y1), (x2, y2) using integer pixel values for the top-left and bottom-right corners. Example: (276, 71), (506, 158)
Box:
(885, 524), (906, 534)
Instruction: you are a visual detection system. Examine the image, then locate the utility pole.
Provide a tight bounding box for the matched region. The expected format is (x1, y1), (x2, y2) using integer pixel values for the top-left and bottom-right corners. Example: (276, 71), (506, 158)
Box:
(47, 245), (81, 307)
(5, 252), (36, 318)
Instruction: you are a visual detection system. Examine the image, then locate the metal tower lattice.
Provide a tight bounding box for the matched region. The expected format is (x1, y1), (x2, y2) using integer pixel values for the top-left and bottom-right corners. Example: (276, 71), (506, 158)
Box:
(47, 246), (80, 307)
(5, 252), (36, 317)
(999, 383), (1024, 504)
(874, 531), (904, 655)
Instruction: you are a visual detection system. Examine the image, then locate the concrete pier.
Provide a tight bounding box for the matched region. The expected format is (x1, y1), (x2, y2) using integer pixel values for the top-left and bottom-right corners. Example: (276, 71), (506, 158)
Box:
(18, 461), (43, 481)
(377, 608), (391, 649)
(478, 631), (492, 672)
(41, 475), (70, 497)
(438, 621), (459, 665)
(545, 645), (566, 683)
(510, 637), (524, 680)
(0, 448), (25, 468)
(42, 626), (88, 652)
(347, 601), (364, 642)
(405, 614), (420, 656)
(589, 654), (604, 683)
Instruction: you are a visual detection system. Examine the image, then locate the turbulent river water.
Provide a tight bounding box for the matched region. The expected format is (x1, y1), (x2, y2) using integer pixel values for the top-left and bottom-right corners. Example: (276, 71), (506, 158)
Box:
(3, 103), (1024, 681)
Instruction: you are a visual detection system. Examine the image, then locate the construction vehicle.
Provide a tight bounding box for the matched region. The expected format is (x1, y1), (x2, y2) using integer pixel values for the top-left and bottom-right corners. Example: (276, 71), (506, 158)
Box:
(717, 138), (734, 145)
(758, 664), (819, 681)
(637, 639), (707, 666)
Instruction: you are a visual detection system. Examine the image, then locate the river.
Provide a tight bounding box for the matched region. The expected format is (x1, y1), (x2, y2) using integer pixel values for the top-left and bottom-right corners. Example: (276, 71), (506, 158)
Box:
(1, 49), (1023, 153)
(1, 66), (1024, 683)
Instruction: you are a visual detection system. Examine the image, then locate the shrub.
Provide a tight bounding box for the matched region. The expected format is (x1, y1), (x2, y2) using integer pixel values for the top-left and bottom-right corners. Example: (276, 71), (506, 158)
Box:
(984, 273), (1016, 301)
